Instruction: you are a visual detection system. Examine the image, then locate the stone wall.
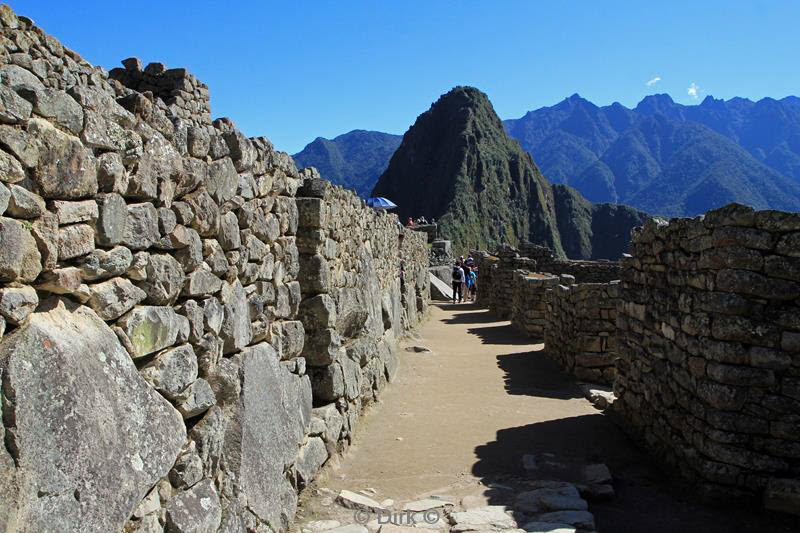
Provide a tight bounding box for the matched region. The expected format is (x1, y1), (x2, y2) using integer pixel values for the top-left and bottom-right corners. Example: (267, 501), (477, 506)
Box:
(614, 204), (800, 501)
(296, 177), (428, 452)
(519, 242), (621, 283)
(544, 280), (620, 385)
(109, 58), (211, 126)
(0, 6), (428, 533)
(510, 271), (559, 338)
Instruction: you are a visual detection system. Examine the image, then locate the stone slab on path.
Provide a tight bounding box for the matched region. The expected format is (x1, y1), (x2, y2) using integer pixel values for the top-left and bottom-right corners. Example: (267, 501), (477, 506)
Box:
(429, 271), (453, 301)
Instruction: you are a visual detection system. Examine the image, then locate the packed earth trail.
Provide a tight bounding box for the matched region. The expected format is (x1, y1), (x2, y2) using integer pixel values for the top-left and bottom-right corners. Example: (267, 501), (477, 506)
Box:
(296, 303), (799, 533)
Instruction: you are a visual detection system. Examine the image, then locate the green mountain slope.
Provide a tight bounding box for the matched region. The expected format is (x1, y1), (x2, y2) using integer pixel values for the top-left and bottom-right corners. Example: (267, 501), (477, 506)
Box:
(504, 94), (800, 216)
(371, 87), (649, 259)
(292, 130), (401, 197)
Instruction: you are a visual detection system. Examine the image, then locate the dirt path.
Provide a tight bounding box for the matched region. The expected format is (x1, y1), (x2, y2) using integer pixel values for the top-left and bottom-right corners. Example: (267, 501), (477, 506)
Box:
(302, 303), (798, 533)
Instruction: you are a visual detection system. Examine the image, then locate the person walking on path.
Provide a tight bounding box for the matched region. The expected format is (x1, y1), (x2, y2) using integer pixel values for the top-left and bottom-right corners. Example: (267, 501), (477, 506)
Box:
(467, 267), (477, 301)
(452, 261), (465, 303)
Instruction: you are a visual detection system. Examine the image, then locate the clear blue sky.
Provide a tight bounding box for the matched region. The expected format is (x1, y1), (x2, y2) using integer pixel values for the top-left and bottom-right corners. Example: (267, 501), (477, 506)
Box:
(8, 1), (799, 154)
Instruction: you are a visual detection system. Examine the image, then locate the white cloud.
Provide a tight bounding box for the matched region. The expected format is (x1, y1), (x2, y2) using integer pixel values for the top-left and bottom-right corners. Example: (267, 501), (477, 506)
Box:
(646, 76), (661, 86)
(688, 82), (700, 100)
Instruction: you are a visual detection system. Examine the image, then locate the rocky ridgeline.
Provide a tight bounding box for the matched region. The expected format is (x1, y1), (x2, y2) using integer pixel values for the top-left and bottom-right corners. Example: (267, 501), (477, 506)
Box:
(0, 5), (428, 533)
(477, 204), (800, 511)
(615, 204), (800, 504)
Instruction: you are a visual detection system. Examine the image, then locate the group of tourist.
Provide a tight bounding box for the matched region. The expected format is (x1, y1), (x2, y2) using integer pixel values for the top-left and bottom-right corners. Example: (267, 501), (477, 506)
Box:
(406, 216), (435, 226)
(451, 255), (477, 303)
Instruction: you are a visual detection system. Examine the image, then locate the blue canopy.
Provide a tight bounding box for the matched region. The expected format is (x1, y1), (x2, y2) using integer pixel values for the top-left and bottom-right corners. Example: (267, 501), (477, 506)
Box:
(366, 197), (397, 210)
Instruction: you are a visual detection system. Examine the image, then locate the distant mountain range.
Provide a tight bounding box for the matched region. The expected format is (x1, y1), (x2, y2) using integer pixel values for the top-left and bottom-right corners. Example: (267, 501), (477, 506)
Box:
(371, 86), (649, 259)
(292, 130), (401, 197)
(293, 94), (800, 217)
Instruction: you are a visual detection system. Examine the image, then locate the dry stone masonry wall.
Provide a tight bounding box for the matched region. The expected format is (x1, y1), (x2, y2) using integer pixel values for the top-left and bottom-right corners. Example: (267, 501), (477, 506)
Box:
(544, 280), (620, 386)
(478, 216), (800, 508)
(296, 176), (428, 453)
(0, 6), (429, 532)
(510, 272), (558, 338)
(614, 204), (800, 502)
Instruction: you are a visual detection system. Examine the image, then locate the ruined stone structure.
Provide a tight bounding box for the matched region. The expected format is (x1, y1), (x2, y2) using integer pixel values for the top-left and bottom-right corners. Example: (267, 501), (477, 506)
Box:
(510, 272), (558, 338)
(0, 7), (428, 532)
(296, 177), (428, 452)
(614, 204), (800, 501)
(491, 263), (621, 385)
(479, 205), (800, 508)
(544, 280), (620, 386)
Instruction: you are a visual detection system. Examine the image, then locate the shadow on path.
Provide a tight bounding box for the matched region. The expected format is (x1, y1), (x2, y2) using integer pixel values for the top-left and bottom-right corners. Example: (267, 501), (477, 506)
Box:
(467, 323), (533, 346)
(497, 350), (582, 400)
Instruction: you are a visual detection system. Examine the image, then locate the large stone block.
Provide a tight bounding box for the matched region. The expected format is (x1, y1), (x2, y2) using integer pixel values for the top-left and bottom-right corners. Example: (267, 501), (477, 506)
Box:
(117, 305), (185, 358)
(0, 216), (42, 282)
(28, 118), (97, 199)
(223, 343), (311, 530)
(0, 300), (185, 532)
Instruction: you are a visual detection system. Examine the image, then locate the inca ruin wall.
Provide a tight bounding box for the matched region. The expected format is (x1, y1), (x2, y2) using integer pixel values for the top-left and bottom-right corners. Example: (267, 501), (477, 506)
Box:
(296, 177), (428, 453)
(479, 204), (800, 505)
(614, 204), (800, 501)
(0, 6), (429, 532)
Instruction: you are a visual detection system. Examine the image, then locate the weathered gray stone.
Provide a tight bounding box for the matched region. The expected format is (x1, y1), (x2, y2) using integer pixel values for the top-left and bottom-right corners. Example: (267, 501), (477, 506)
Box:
(312, 363), (345, 402)
(122, 255), (148, 287)
(203, 296), (224, 335)
(28, 118), (97, 199)
(79, 246), (133, 281)
(187, 126), (210, 158)
(311, 403), (344, 445)
(175, 228), (203, 272)
(303, 328), (342, 366)
(274, 320), (305, 360)
(138, 253), (185, 305)
(81, 109), (127, 151)
(185, 189), (219, 238)
(336, 490), (387, 513)
(87, 277), (146, 321)
(174, 378), (216, 419)
(223, 130), (257, 172)
(0, 64), (44, 92)
(140, 343), (198, 399)
(6, 184), (45, 218)
(124, 202), (160, 250)
(223, 343), (311, 529)
(0, 300), (185, 532)
(182, 267), (223, 297)
(206, 157), (238, 204)
(0, 149), (25, 184)
(18, 86), (83, 134)
(0, 125), (38, 168)
(448, 506), (516, 531)
(165, 479), (222, 533)
(168, 444), (204, 491)
(118, 305), (184, 358)
(220, 280), (252, 354)
(0, 84), (32, 124)
(57, 223), (95, 259)
(295, 437), (328, 486)
(127, 135), (183, 201)
(94, 193), (127, 246)
(36, 266), (83, 296)
(0, 216), (41, 282)
(218, 211), (241, 250)
(0, 284), (37, 325)
(96, 152), (128, 194)
(51, 199), (98, 225)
